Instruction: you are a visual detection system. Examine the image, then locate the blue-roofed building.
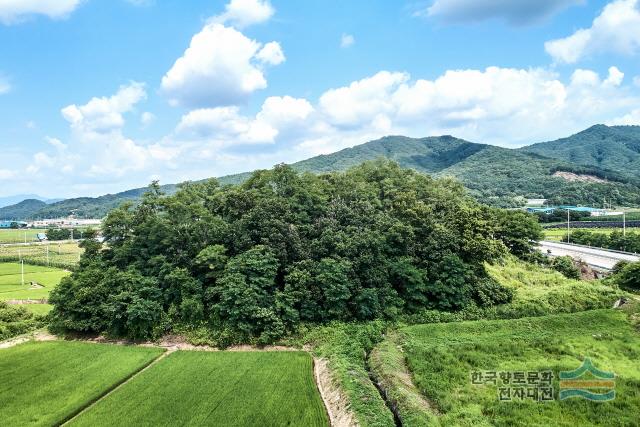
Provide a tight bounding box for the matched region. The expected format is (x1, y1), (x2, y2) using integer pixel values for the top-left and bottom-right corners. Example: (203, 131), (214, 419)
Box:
(0, 220), (28, 228)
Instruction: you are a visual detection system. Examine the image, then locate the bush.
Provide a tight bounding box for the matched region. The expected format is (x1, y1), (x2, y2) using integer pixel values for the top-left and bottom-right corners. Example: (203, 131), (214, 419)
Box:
(613, 262), (640, 291)
(551, 256), (581, 279)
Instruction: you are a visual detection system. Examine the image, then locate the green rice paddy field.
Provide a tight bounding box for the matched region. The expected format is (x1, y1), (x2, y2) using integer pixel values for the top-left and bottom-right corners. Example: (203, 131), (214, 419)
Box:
(0, 342), (329, 427)
(390, 308), (640, 426)
(0, 262), (69, 314)
(0, 342), (163, 426)
(0, 242), (83, 269)
(0, 229), (48, 244)
(542, 227), (633, 241)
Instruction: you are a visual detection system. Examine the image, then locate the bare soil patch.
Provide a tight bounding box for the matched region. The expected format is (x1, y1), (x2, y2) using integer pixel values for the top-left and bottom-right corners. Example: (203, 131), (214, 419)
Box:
(553, 171), (609, 183)
(314, 357), (358, 427)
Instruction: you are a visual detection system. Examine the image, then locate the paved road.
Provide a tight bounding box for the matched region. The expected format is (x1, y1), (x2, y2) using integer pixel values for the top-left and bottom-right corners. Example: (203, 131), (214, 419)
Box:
(538, 241), (640, 270)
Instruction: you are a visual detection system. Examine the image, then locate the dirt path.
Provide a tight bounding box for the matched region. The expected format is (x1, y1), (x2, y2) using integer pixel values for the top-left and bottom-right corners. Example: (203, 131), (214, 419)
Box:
(314, 358), (358, 427)
(0, 331), (56, 349)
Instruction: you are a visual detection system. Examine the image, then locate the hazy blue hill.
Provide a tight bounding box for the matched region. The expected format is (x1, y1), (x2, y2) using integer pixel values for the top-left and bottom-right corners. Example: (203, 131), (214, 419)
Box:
(521, 125), (640, 178)
(24, 184), (178, 219)
(0, 199), (47, 220)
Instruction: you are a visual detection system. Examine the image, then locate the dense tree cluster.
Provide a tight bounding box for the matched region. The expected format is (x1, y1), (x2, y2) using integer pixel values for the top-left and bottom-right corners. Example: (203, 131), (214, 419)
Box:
(50, 162), (541, 342)
(46, 228), (97, 241)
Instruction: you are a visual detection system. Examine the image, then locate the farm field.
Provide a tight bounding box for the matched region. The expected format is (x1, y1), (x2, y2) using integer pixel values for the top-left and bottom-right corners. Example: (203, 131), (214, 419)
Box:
(0, 262), (69, 314)
(542, 227), (634, 241)
(0, 228), (48, 244)
(388, 308), (640, 426)
(0, 242), (83, 268)
(71, 351), (329, 427)
(0, 341), (164, 426)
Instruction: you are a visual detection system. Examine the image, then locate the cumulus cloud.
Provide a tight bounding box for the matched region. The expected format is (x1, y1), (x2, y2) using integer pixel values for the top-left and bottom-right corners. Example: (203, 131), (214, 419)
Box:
(211, 0), (274, 28)
(256, 41), (285, 65)
(545, 0), (640, 63)
(161, 23), (284, 108)
(62, 82), (146, 136)
(422, 0), (582, 25)
(341, 34), (355, 48)
(13, 65), (640, 197)
(0, 0), (82, 25)
(176, 96), (313, 145)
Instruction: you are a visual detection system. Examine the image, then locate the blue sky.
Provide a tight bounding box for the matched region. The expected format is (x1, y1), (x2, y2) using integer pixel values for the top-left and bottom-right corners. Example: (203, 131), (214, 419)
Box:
(0, 0), (639, 198)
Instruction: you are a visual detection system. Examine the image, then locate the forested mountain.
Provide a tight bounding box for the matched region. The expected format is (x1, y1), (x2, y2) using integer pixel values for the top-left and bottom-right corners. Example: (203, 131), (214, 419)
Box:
(521, 125), (640, 179)
(2, 125), (640, 219)
(0, 199), (47, 220)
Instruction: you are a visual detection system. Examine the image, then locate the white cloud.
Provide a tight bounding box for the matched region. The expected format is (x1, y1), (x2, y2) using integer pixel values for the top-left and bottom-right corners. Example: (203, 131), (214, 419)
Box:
(61, 82), (146, 136)
(256, 41), (285, 65)
(319, 71), (409, 127)
(604, 66), (624, 86)
(341, 34), (355, 48)
(545, 0), (640, 63)
(161, 23), (284, 108)
(422, 0), (582, 25)
(12, 65), (640, 197)
(0, 0), (82, 25)
(176, 96), (314, 145)
(212, 0), (274, 28)
(609, 108), (640, 125)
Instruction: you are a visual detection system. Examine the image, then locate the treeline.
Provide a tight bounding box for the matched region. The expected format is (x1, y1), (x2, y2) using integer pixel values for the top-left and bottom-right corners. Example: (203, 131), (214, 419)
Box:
(45, 228), (97, 241)
(566, 230), (640, 253)
(50, 161), (542, 343)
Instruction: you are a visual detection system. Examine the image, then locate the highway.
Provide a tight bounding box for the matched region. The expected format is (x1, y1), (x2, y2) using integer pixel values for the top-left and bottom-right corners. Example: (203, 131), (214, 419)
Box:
(538, 241), (640, 270)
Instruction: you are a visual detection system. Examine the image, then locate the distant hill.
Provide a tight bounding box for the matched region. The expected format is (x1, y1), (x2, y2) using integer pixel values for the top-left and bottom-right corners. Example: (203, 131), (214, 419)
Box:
(0, 199), (48, 220)
(521, 125), (640, 179)
(2, 125), (640, 219)
(0, 194), (58, 208)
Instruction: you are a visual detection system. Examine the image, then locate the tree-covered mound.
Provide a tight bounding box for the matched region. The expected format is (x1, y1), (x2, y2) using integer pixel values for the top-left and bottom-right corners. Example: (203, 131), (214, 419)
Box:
(49, 161), (540, 343)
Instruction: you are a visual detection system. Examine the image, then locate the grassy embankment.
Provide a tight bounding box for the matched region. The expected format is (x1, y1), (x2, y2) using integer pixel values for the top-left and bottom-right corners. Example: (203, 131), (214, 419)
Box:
(0, 341), (163, 426)
(367, 258), (638, 426)
(381, 308), (640, 426)
(285, 257), (626, 427)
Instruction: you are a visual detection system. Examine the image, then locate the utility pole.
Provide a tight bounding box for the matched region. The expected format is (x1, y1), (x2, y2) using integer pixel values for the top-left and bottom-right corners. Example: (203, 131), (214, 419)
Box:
(623, 211), (626, 237)
(46, 244), (50, 266)
(567, 209), (571, 244)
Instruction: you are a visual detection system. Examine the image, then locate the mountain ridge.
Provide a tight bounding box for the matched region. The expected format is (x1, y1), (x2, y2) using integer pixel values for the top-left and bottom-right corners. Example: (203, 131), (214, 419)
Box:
(2, 124), (640, 220)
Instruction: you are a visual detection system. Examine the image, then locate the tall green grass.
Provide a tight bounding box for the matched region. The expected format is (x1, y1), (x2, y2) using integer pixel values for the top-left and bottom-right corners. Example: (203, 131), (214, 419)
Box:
(398, 308), (640, 426)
